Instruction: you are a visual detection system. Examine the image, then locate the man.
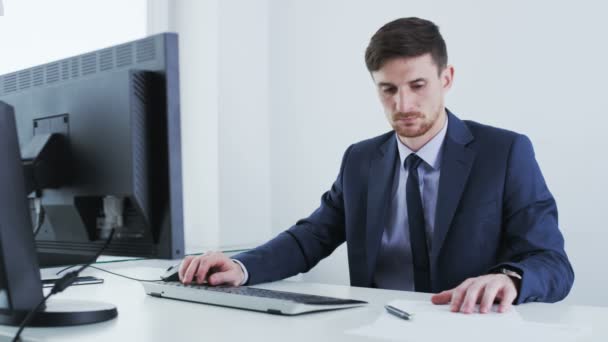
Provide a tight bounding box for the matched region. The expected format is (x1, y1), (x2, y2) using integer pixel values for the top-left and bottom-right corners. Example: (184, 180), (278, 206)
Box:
(179, 17), (574, 314)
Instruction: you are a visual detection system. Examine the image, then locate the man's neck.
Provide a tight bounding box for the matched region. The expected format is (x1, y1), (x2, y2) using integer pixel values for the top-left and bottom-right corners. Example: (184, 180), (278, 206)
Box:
(397, 109), (447, 152)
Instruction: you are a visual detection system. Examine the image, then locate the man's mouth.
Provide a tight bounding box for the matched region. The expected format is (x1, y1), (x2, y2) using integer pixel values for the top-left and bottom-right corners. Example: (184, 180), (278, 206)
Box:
(395, 113), (422, 123)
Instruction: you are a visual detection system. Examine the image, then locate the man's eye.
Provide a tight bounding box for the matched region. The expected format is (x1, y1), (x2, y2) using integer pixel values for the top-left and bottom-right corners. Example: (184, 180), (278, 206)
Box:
(412, 83), (425, 90)
(382, 87), (397, 95)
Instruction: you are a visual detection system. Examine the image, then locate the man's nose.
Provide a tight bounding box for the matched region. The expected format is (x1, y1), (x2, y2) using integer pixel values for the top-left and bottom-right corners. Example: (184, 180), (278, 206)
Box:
(394, 88), (414, 113)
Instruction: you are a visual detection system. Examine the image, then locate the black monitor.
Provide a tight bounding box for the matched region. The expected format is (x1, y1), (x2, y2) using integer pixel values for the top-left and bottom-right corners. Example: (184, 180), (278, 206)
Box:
(1, 102), (117, 327)
(0, 33), (184, 266)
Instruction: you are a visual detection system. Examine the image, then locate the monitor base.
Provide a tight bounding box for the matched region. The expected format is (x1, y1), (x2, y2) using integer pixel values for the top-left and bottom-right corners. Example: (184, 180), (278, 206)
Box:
(0, 299), (117, 326)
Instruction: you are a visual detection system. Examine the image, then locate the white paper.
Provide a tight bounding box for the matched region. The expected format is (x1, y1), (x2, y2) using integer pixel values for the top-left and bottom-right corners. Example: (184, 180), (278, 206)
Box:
(347, 300), (590, 342)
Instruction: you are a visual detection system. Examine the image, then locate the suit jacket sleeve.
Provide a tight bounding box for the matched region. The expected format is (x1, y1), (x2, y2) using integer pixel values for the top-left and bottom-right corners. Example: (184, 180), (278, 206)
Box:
(491, 134), (574, 303)
(233, 145), (353, 285)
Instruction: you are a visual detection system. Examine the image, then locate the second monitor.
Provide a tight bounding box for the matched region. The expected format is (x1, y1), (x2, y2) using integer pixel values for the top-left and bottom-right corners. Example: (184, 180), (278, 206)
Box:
(0, 33), (184, 266)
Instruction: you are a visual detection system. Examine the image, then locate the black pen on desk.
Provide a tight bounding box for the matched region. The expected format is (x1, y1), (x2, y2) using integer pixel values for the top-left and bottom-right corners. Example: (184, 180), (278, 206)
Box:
(385, 305), (414, 320)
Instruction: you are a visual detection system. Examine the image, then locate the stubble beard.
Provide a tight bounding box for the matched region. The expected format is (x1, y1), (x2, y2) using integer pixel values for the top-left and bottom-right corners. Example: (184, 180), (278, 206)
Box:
(392, 111), (437, 138)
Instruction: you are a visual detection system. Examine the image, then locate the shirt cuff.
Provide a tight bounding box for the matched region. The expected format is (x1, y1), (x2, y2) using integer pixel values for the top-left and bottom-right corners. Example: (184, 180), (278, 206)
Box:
(232, 259), (249, 285)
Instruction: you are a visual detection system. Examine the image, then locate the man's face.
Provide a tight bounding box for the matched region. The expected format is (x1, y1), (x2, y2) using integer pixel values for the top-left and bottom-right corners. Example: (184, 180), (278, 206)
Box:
(371, 54), (453, 139)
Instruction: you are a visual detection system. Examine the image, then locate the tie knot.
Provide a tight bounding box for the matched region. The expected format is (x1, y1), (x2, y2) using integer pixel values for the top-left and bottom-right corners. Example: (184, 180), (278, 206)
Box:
(405, 153), (423, 170)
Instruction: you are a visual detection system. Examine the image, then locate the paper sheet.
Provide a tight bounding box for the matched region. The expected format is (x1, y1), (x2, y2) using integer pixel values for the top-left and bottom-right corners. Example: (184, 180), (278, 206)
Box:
(346, 300), (590, 342)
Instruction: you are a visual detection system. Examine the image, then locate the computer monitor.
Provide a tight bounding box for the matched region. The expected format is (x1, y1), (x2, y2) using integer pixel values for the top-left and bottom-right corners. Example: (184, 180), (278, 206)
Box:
(0, 102), (117, 327)
(0, 33), (184, 266)
(0, 101), (45, 321)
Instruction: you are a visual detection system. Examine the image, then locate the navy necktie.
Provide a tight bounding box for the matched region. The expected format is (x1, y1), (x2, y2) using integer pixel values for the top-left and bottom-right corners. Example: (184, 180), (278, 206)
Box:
(405, 154), (431, 292)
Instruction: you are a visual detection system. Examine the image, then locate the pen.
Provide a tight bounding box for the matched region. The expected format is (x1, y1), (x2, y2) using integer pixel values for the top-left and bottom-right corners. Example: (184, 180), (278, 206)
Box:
(384, 305), (414, 320)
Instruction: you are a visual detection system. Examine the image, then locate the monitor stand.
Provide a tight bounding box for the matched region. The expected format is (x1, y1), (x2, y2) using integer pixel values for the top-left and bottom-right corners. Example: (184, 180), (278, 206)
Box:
(0, 299), (117, 326)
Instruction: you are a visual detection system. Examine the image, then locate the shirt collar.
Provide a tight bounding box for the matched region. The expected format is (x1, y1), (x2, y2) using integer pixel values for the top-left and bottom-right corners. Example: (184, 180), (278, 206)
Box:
(395, 116), (448, 170)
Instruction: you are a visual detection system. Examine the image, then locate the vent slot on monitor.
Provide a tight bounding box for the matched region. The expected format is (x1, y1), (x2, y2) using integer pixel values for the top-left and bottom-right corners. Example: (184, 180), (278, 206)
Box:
(18, 70), (31, 90)
(46, 63), (60, 84)
(81, 53), (97, 75)
(3, 73), (17, 93)
(99, 48), (114, 71)
(33, 67), (44, 86)
(136, 38), (156, 63)
(0, 36), (161, 95)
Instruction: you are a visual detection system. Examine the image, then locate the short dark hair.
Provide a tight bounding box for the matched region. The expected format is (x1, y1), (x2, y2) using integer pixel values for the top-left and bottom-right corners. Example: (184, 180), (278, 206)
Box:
(365, 17), (448, 73)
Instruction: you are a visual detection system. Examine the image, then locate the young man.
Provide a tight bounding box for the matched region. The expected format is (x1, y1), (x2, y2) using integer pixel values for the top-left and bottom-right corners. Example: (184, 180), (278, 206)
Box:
(179, 17), (574, 314)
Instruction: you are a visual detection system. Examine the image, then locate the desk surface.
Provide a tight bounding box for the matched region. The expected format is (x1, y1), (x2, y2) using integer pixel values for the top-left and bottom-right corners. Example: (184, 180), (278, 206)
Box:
(1, 259), (606, 342)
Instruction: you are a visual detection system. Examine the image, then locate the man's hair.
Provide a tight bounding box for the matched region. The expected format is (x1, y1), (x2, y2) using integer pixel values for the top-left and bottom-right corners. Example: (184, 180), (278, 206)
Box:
(365, 17), (447, 73)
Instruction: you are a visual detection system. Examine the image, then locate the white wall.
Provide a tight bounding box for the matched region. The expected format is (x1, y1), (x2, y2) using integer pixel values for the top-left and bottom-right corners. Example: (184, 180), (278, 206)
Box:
(149, 0), (222, 252)
(0, 0), (146, 75)
(149, 0), (273, 252)
(157, 0), (606, 306)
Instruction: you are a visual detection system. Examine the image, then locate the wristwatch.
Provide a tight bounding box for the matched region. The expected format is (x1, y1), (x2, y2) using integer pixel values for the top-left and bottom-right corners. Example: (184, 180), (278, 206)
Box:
(497, 267), (522, 280)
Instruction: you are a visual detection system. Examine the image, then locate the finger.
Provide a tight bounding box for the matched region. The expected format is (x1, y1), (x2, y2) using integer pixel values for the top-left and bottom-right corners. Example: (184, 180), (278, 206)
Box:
(431, 290), (453, 305)
(460, 281), (484, 314)
(498, 284), (518, 313)
(195, 254), (231, 284)
(450, 278), (474, 312)
(479, 281), (501, 314)
(208, 269), (240, 286)
(178, 256), (194, 281)
(450, 288), (465, 312)
(195, 256), (215, 284)
(183, 257), (201, 284)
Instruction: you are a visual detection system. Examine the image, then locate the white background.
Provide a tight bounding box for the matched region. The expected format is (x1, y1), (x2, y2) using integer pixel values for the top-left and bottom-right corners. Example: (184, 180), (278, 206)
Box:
(0, 0), (147, 73)
(2, 0), (606, 306)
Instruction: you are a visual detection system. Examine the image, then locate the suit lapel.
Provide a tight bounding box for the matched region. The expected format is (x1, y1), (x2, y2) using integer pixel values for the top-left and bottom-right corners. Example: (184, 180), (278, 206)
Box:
(365, 135), (398, 285)
(432, 112), (475, 261)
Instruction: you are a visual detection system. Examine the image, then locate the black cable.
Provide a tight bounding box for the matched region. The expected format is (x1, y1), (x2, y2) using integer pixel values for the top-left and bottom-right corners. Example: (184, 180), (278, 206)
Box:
(55, 264), (75, 276)
(32, 205), (45, 237)
(11, 291), (53, 342)
(12, 229), (116, 342)
(55, 251), (206, 277)
(87, 265), (160, 282)
(56, 262), (161, 279)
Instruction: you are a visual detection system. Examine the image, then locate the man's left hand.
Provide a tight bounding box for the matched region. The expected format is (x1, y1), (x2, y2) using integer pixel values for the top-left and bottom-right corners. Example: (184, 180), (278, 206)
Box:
(430, 274), (518, 314)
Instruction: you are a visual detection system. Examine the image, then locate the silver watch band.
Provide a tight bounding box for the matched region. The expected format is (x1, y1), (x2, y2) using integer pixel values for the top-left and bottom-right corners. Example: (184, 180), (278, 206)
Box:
(499, 267), (522, 280)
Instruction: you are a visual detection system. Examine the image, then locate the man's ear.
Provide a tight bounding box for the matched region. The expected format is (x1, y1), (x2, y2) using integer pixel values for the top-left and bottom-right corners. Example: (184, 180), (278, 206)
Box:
(441, 65), (455, 91)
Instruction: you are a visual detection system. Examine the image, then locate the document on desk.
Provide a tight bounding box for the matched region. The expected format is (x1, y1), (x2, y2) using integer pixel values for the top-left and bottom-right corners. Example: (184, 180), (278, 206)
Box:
(347, 300), (590, 342)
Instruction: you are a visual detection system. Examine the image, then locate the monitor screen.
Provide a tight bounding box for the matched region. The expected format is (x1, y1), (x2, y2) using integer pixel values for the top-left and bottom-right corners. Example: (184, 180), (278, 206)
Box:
(0, 33), (184, 266)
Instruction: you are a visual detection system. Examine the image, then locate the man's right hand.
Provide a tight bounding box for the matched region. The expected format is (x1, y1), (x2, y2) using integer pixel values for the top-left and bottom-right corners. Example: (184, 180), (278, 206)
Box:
(178, 251), (245, 286)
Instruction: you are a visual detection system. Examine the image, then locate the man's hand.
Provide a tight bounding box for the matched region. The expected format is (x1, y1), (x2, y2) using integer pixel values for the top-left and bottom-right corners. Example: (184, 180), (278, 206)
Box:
(430, 274), (518, 314)
(178, 251), (245, 286)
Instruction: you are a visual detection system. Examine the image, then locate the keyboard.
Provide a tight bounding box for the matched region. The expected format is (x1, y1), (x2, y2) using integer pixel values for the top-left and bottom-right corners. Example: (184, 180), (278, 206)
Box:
(142, 281), (367, 315)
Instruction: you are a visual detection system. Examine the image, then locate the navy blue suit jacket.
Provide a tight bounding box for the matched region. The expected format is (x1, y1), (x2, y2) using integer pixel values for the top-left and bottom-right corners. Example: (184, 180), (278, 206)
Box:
(235, 111), (574, 304)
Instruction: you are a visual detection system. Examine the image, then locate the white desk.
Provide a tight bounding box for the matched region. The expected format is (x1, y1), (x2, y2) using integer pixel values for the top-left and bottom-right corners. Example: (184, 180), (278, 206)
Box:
(1, 259), (606, 341)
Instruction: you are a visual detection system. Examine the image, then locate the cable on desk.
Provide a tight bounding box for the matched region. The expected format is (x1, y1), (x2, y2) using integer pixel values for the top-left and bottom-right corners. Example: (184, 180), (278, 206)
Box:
(55, 258), (151, 276)
(55, 251), (207, 276)
(56, 264), (78, 276)
(87, 265), (161, 282)
(12, 292), (53, 342)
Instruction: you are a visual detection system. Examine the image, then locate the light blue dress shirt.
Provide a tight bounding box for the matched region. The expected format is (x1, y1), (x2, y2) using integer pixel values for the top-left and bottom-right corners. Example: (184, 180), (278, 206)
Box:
(373, 118), (448, 291)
